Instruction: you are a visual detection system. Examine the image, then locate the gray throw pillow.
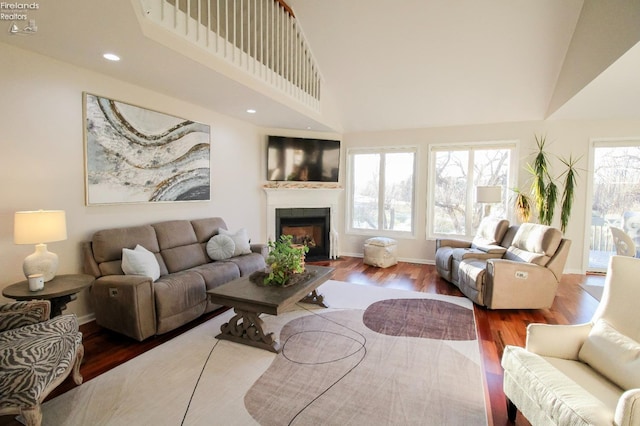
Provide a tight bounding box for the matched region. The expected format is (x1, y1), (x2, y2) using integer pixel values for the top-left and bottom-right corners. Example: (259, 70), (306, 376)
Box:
(206, 234), (236, 260)
(219, 228), (252, 256)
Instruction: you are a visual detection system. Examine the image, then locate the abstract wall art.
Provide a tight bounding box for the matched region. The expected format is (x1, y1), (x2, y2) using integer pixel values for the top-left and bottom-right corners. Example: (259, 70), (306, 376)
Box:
(84, 93), (211, 205)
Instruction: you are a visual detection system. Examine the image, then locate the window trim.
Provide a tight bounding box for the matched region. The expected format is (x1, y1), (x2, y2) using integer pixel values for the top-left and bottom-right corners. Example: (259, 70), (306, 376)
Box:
(346, 146), (417, 237)
(584, 137), (640, 273)
(426, 140), (519, 240)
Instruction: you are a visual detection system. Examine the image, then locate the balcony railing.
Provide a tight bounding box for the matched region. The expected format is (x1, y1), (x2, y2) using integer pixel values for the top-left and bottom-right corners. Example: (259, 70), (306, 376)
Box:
(139, 0), (321, 111)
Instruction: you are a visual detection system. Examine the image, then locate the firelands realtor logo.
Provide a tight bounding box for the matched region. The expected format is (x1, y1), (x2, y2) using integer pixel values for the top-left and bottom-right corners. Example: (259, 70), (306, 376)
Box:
(1, 2), (39, 34)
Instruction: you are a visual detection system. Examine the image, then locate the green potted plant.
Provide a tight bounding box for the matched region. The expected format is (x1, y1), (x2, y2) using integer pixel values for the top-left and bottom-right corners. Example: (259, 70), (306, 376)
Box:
(515, 134), (581, 233)
(263, 234), (309, 287)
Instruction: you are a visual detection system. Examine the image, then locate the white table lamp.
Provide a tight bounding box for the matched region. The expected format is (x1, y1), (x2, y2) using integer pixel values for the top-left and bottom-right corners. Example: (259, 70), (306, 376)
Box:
(14, 210), (67, 282)
(476, 186), (502, 217)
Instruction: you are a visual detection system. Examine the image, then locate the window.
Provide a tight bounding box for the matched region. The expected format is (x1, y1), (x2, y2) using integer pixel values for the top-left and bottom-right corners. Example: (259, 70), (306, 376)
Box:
(348, 148), (416, 234)
(428, 141), (517, 238)
(588, 139), (640, 272)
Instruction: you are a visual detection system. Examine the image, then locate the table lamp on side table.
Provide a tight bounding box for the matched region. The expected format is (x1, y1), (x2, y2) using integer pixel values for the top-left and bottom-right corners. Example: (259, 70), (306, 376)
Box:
(14, 210), (67, 282)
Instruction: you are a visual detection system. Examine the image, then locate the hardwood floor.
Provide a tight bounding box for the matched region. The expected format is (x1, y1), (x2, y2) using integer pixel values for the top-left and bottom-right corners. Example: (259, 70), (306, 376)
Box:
(1, 257), (603, 426)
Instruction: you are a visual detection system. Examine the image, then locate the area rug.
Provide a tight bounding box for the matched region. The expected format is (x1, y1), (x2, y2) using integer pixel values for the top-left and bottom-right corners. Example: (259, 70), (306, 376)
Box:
(580, 283), (604, 301)
(41, 281), (487, 425)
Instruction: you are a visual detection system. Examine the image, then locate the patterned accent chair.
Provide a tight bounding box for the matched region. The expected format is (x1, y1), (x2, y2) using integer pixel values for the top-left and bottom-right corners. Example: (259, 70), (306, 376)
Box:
(0, 300), (83, 426)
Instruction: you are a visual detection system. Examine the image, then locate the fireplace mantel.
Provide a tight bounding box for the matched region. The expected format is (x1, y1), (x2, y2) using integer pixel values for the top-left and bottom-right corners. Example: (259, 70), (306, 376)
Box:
(263, 186), (343, 258)
(263, 187), (343, 206)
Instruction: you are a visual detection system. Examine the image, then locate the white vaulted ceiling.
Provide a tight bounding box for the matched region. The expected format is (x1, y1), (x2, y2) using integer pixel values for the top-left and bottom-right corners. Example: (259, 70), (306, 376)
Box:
(2, 0), (640, 132)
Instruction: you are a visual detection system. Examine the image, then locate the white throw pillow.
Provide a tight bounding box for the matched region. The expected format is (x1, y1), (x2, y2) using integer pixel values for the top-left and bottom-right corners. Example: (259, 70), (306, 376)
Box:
(206, 234), (236, 260)
(578, 319), (640, 390)
(219, 228), (252, 256)
(122, 244), (161, 282)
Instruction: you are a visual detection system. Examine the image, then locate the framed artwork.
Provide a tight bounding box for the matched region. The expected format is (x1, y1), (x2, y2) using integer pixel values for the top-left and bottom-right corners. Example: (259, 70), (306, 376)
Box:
(84, 93), (211, 205)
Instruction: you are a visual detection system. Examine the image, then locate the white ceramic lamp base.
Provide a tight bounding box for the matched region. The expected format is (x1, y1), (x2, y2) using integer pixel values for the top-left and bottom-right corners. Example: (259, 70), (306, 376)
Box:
(23, 243), (59, 282)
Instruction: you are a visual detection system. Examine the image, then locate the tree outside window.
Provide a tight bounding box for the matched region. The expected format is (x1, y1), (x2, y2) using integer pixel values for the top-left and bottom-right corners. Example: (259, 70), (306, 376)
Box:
(349, 149), (415, 234)
(589, 142), (640, 270)
(430, 143), (515, 238)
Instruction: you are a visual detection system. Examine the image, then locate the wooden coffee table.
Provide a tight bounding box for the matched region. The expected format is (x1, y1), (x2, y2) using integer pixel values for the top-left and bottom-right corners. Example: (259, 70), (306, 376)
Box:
(207, 265), (334, 353)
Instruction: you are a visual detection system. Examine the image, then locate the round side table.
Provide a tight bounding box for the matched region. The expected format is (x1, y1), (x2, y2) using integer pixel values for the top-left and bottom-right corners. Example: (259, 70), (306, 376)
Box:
(2, 274), (94, 317)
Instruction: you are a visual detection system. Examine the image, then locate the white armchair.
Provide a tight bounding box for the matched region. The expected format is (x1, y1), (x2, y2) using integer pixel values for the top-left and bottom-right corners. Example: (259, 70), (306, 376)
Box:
(501, 255), (640, 425)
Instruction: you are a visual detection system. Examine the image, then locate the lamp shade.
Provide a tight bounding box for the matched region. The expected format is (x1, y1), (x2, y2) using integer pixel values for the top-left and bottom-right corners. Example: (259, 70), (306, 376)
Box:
(476, 186), (502, 204)
(14, 210), (67, 244)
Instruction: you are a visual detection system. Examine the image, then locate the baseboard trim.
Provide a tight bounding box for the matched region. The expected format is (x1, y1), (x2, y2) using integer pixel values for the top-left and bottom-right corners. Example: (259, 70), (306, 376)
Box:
(77, 313), (95, 325)
(340, 252), (435, 266)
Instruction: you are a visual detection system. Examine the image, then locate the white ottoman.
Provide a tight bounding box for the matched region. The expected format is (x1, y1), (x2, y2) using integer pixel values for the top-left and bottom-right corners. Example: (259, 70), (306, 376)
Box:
(363, 237), (398, 268)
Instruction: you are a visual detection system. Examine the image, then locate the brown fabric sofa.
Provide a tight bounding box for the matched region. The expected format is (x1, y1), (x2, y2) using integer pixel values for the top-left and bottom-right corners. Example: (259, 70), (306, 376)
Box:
(82, 217), (267, 341)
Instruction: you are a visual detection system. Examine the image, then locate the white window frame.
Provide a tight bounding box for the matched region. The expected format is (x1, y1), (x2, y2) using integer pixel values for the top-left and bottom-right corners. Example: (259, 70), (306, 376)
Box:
(426, 140), (519, 239)
(346, 146), (417, 237)
(584, 137), (640, 273)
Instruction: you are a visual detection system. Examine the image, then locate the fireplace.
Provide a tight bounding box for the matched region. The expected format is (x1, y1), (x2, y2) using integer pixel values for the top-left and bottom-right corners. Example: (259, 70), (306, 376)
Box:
(276, 207), (330, 261)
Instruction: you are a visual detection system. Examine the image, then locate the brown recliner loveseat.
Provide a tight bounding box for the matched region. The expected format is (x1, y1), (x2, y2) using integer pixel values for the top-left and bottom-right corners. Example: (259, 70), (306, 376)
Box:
(82, 217), (267, 341)
(435, 217), (510, 284)
(437, 222), (571, 309)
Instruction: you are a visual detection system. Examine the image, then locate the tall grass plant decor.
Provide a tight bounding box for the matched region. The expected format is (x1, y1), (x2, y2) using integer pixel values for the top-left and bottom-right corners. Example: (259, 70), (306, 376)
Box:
(516, 135), (581, 233)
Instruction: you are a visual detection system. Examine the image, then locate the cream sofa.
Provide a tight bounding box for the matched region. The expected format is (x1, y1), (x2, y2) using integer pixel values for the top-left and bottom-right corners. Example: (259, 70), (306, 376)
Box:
(437, 222), (570, 309)
(502, 255), (640, 425)
(82, 217), (267, 341)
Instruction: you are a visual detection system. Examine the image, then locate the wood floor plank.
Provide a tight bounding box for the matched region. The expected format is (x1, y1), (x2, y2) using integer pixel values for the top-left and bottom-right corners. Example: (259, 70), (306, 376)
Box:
(0, 257), (602, 426)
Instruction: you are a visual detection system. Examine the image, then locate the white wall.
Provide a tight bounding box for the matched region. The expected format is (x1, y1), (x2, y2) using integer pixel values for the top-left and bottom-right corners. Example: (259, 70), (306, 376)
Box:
(0, 43), (266, 320)
(3, 41), (640, 324)
(340, 119), (640, 274)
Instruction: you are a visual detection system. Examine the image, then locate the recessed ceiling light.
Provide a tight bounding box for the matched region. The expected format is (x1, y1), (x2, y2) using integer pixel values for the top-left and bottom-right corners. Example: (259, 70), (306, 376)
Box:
(103, 53), (121, 61)
(246, 109), (257, 114)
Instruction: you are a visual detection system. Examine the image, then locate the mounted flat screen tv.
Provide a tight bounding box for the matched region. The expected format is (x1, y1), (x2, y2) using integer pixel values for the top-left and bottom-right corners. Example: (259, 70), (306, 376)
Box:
(267, 136), (340, 182)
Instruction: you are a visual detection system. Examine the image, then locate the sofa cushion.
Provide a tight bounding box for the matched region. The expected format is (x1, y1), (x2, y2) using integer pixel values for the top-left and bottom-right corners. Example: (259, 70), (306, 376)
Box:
(224, 253), (267, 276)
(219, 228), (252, 257)
(152, 220), (198, 250)
(452, 247), (506, 262)
(191, 262), (241, 289)
(579, 319), (640, 390)
(121, 245), (161, 281)
(471, 218), (509, 247)
(191, 217), (228, 242)
(206, 235), (235, 261)
(161, 244), (209, 274)
(93, 225), (160, 264)
(154, 271), (207, 323)
(504, 223), (562, 266)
